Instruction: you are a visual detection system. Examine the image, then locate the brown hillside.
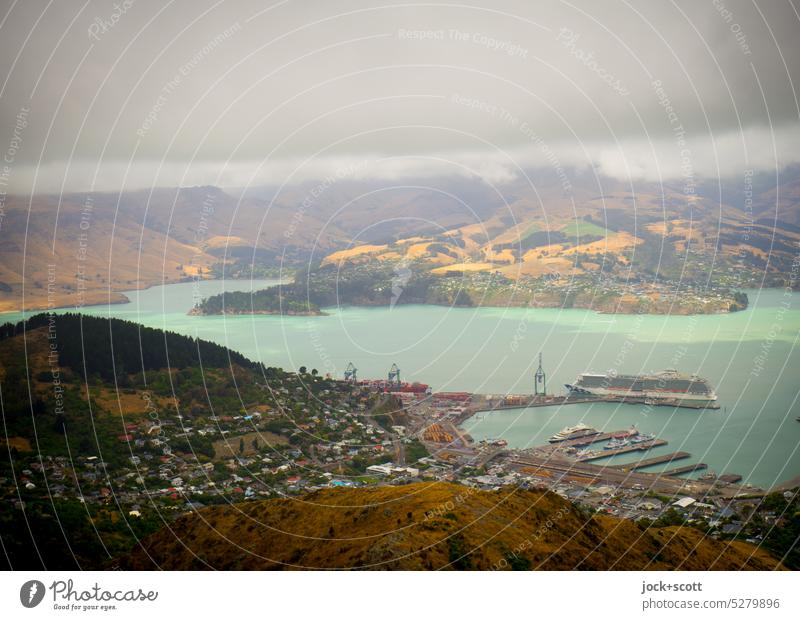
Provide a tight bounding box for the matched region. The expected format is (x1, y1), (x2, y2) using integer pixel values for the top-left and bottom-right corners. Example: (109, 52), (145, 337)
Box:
(122, 482), (781, 570)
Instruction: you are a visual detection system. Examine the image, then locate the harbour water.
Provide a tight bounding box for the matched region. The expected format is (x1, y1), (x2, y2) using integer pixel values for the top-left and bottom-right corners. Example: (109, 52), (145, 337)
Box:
(2, 282), (799, 488)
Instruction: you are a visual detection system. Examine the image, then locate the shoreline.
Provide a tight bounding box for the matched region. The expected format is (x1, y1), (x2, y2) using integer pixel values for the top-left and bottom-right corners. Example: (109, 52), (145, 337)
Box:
(187, 297), (750, 317)
(0, 276), (289, 316)
(0, 276), (761, 317)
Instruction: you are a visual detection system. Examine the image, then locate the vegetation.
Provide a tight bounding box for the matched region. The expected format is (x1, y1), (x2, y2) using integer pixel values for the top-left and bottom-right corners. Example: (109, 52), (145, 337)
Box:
(191, 209), (755, 316)
(0, 314), (402, 569)
(120, 482), (782, 570)
(0, 314), (274, 469)
(404, 439), (430, 463)
(560, 218), (608, 240)
(0, 498), (161, 570)
(192, 263), (475, 315)
(743, 491), (800, 569)
(0, 313), (258, 380)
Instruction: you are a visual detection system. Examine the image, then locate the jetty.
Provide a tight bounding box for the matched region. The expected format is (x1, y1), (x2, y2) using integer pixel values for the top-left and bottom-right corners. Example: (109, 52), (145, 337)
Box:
(576, 439), (668, 461)
(662, 463), (708, 476)
(614, 451), (691, 471)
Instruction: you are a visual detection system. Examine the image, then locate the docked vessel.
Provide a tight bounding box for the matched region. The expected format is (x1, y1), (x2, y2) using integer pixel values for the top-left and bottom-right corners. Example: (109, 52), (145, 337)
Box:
(612, 426), (639, 439)
(565, 369), (717, 407)
(604, 438), (628, 450)
(549, 423), (598, 443)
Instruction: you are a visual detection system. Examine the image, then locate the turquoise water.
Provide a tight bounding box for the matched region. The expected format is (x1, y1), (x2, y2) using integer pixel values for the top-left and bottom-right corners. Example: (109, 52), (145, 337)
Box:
(2, 283), (799, 488)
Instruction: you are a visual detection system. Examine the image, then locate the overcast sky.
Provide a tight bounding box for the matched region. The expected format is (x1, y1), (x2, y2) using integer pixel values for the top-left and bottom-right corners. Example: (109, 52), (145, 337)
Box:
(1, 0), (799, 192)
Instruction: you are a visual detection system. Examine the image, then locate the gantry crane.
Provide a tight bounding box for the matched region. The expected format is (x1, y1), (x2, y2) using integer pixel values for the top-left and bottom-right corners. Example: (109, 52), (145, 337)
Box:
(534, 352), (546, 396)
(387, 363), (401, 386)
(344, 362), (358, 382)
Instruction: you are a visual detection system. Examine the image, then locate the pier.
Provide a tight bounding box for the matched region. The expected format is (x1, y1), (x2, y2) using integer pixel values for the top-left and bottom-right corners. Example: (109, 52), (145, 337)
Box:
(463, 394), (597, 417)
(463, 393), (720, 417)
(534, 431), (615, 453)
(615, 451), (691, 471)
(576, 439), (668, 461)
(661, 463), (708, 476)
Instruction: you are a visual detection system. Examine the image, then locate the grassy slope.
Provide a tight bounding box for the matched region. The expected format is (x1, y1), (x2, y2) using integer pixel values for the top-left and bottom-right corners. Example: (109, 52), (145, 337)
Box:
(122, 482), (782, 570)
(560, 218), (608, 240)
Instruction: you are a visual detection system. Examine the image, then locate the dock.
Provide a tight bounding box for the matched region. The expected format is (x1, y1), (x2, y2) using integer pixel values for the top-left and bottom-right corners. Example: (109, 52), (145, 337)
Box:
(539, 431), (615, 450)
(464, 394), (598, 416)
(510, 453), (700, 494)
(576, 439), (668, 461)
(718, 473), (743, 484)
(555, 432), (614, 447)
(463, 392), (720, 418)
(661, 463), (708, 476)
(616, 451), (691, 471)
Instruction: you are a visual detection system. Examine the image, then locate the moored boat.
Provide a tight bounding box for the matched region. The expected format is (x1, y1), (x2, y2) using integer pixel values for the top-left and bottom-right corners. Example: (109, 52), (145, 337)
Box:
(548, 423), (598, 443)
(604, 437), (630, 450)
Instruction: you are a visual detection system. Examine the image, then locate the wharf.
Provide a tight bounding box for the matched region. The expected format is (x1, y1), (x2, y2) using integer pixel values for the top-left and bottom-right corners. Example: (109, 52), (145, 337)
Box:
(511, 453), (692, 494)
(462, 394), (719, 420)
(662, 463), (708, 476)
(615, 451), (691, 471)
(518, 428), (648, 455)
(464, 394), (597, 416)
(509, 451), (756, 496)
(599, 396), (720, 410)
(718, 473), (743, 484)
(576, 439), (668, 461)
(552, 432), (614, 448)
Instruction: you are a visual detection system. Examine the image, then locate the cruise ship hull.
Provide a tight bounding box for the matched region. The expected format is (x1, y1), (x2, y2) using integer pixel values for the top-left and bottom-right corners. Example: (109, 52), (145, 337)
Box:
(564, 370), (718, 409)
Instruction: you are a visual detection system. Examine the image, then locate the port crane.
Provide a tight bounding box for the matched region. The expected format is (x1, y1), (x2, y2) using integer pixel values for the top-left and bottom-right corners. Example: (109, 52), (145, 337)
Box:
(387, 363), (401, 386)
(344, 362), (358, 382)
(534, 352), (546, 396)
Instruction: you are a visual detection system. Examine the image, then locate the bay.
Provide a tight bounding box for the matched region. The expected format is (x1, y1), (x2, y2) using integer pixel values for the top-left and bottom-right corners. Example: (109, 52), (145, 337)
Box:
(2, 282), (798, 488)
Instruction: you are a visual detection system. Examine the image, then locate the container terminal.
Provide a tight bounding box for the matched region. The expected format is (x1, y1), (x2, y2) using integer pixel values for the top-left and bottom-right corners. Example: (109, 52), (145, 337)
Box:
(351, 358), (747, 501)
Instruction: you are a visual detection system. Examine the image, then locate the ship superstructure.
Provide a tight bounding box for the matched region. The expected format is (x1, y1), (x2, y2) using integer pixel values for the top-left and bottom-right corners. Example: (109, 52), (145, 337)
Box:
(565, 369), (717, 407)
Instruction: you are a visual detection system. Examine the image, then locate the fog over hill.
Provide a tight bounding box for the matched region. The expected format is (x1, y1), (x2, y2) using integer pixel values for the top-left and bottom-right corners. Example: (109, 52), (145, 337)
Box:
(1, 1), (799, 193)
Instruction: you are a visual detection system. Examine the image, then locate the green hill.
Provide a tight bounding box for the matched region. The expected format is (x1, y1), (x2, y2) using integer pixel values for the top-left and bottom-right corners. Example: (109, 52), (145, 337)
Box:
(122, 482), (782, 570)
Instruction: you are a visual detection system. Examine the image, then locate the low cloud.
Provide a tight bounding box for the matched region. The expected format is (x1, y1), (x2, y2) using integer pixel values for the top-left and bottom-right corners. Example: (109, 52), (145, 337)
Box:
(1, 1), (798, 193)
(11, 122), (798, 194)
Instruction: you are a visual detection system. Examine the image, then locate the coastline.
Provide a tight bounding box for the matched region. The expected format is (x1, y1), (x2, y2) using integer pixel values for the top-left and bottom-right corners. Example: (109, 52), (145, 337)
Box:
(189, 297), (747, 317)
(0, 275), (207, 314)
(1, 273), (753, 317)
(0, 276), (289, 316)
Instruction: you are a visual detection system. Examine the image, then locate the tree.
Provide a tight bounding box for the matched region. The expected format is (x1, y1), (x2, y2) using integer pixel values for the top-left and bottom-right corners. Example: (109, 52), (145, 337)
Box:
(238, 438), (245, 455)
(299, 366), (307, 375)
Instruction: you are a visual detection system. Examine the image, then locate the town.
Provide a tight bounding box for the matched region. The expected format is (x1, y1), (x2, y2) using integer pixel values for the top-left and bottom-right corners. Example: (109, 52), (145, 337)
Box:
(3, 360), (796, 560)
